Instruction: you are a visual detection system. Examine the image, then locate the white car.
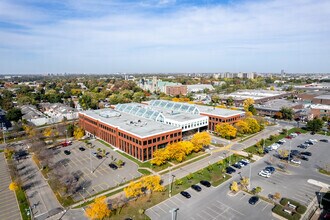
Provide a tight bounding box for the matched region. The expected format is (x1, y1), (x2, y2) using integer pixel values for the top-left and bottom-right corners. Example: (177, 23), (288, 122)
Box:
(238, 161), (246, 167)
(241, 159), (250, 164)
(290, 159), (301, 164)
(271, 144), (280, 150)
(258, 170), (271, 178)
(309, 139), (318, 143)
(279, 139), (286, 143)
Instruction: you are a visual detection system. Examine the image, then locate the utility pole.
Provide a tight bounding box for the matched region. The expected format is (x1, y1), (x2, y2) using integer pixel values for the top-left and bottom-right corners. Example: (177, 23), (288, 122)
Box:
(65, 129), (68, 143)
(2, 123), (6, 144)
(248, 162), (252, 190)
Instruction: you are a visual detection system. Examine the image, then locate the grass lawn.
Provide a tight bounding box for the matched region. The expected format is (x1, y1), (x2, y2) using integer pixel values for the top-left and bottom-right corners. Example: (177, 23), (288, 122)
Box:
(138, 169), (152, 175)
(16, 188), (31, 220)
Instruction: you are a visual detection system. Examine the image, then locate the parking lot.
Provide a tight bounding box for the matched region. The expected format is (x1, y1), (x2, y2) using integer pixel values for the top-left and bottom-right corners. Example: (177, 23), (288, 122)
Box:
(146, 133), (330, 220)
(146, 180), (273, 220)
(52, 140), (141, 201)
(0, 153), (22, 220)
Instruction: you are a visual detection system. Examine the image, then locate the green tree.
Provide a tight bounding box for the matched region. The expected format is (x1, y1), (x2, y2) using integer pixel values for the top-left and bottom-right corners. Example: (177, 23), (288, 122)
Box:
(279, 107), (294, 120)
(79, 95), (92, 110)
(306, 118), (323, 132)
(6, 108), (23, 122)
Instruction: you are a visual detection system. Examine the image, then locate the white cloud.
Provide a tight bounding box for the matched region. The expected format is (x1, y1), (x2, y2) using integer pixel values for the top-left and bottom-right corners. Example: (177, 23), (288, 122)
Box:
(0, 0), (329, 73)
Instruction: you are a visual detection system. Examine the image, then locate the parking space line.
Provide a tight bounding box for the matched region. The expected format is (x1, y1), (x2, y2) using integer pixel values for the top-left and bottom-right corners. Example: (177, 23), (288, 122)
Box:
(262, 203), (269, 211)
(239, 194), (247, 200)
(206, 207), (219, 216)
(166, 199), (179, 208)
(202, 210), (214, 219)
(148, 208), (161, 217)
(155, 204), (167, 214)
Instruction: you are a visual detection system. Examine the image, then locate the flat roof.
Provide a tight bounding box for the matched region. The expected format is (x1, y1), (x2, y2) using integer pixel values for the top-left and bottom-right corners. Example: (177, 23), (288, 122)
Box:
(255, 99), (301, 111)
(80, 109), (180, 138)
(311, 104), (330, 110)
(219, 90), (287, 100)
(197, 105), (245, 117)
(314, 94), (330, 100)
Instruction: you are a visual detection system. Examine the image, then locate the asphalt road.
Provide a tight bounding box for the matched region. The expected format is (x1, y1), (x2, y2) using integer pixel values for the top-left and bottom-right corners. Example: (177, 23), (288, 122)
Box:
(17, 156), (63, 220)
(0, 153), (22, 220)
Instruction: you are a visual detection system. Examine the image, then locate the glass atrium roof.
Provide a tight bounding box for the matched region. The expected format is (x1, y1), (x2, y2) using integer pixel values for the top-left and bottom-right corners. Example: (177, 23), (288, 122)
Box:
(149, 100), (200, 115)
(115, 104), (165, 122)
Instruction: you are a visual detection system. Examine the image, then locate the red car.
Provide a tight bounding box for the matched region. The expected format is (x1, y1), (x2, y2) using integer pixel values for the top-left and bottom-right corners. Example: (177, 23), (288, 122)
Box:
(61, 141), (72, 147)
(285, 136), (292, 139)
(296, 132), (301, 135)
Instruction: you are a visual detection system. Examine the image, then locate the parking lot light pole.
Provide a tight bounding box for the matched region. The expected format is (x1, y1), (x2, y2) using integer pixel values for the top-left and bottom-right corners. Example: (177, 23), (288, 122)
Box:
(170, 208), (179, 220)
(248, 162), (252, 190)
(89, 146), (93, 173)
(288, 140), (292, 163)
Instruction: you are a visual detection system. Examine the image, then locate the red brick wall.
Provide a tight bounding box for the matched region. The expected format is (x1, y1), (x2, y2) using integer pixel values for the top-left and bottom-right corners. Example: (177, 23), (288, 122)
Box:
(79, 113), (182, 161)
(200, 113), (245, 131)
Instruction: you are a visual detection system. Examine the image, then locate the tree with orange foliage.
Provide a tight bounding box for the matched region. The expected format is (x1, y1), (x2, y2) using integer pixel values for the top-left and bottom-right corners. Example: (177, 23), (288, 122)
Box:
(9, 182), (19, 191)
(124, 181), (144, 198)
(191, 132), (211, 152)
(85, 196), (111, 220)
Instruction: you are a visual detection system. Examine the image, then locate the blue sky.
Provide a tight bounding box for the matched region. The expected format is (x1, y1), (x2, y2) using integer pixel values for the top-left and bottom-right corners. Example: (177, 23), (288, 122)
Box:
(0, 0), (329, 74)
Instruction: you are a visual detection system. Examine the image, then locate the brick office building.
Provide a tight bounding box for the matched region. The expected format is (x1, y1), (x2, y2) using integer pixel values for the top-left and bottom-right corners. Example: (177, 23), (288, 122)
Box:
(310, 104), (330, 119)
(79, 109), (181, 161)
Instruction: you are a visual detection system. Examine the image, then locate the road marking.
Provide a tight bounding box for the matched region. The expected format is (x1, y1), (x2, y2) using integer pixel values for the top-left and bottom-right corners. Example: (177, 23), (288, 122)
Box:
(206, 207), (219, 216)
(155, 204), (167, 214)
(148, 208), (161, 217)
(262, 203), (269, 211)
(216, 200), (244, 216)
(239, 194), (247, 200)
(166, 198), (179, 208)
(202, 210), (214, 219)
(171, 196), (184, 205)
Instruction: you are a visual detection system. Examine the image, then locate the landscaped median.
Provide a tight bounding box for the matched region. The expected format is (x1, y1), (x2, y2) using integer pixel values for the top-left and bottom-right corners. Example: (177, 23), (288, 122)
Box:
(272, 198), (307, 220)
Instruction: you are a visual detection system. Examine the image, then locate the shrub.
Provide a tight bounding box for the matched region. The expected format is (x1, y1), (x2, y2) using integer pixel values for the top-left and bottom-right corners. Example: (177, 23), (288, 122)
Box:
(186, 174), (193, 180)
(296, 205), (307, 214)
(175, 179), (183, 185)
(207, 165), (213, 171)
(280, 198), (289, 206)
(272, 205), (301, 220)
(253, 187), (262, 194)
(138, 209), (145, 214)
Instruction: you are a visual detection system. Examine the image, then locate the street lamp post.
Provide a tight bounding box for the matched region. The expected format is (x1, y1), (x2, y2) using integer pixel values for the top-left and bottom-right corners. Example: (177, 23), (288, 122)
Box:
(170, 208), (179, 220)
(2, 123), (6, 144)
(169, 173), (175, 198)
(65, 129), (68, 143)
(288, 140), (292, 163)
(248, 162), (252, 190)
(89, 145), (93, 173)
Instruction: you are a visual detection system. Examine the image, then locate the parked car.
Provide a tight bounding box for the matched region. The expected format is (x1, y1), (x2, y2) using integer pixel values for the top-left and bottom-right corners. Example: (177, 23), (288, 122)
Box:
(96, 155), (103, 159)
(258, 170), (271, 178)
(301, 151), (312, 156)
(238, 161), (246, 167)
(290, 159), (301, 164)
(290, 150), (301, 156)
(226, 167), (236, 174)
(285, 136), (292, 139)
(109, 163), (118, 170)
(64, 150), (71, 155)
(311, 131), (316, 135)
(200, 180), (211, 187)
(191, 184), (202, 192)
(320, 139), (329, 143)
(305, 141), (313, 145)
(296, 132), (301, 135)
(241, 159), (250, 164)
(249, 196), (259, 205)
(239, 160), (249, 166)
(298, 144), (309, 149)
(300, 156), (309, 161)
(232, 163), (242, 169)
(265, 166), (275, 174)
(92, 152), (98, 156)
(79, 147), (85, 151)
(180, 191), (191, 198)
(309, 139), (318, 142)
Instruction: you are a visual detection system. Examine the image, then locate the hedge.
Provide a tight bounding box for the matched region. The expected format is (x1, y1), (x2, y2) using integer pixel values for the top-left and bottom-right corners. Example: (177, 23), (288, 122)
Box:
(272, 205), (301, 220)
(279, 198), (307, 214)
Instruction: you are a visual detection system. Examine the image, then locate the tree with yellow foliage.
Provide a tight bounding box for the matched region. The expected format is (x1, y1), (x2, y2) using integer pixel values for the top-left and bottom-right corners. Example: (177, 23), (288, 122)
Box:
(74, 127), (85, 140)
(241, 177), (249, 189)
(216, 104), (227, 109)
(9, 182), (19, 191)
(191, 132), (211, 152)
(230, 181), (239, 192)
(243, 98), (254, 112)
(85, 196), (111, 220)
(234, 120), (251, 134)
(23, 125), (37, 138)
(151, 148), (169, 166)
(215, 123), (237, 139)
(43, 127), (59, 138)
(244, 117), (260, 133)
(124, 181), (144, 198)
(245, 111), (253, 117)
(178, 141), (194, 155)
(166, 143), (186, 162)
(141, 175), (164, 192)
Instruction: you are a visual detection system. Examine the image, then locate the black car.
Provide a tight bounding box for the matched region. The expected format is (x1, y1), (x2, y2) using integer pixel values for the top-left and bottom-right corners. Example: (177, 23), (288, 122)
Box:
(226, 167), (236, 174)
(311, 131), (316, 135)
(320, 139), (329, 143)
(79, 147), (85, 151)
(109, 163), (118, 170)
(96, 155), (103, 159)
(64, 150), (71, 155)
(265, 166), (275, 174)
(239, 161), (249, 166)
(249, 196), (259, 205)
(191, 184), (202, 192)
(232, 163), (242, 169)
(180, 191), (191, 198)
(200, 180), (211, 187)
(301, 151), (312, 156)
(300, 156), (309, 161)
(290, 150), (301, 156)
(305, 141), (313, 145)
(298, 144), (308, 149)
